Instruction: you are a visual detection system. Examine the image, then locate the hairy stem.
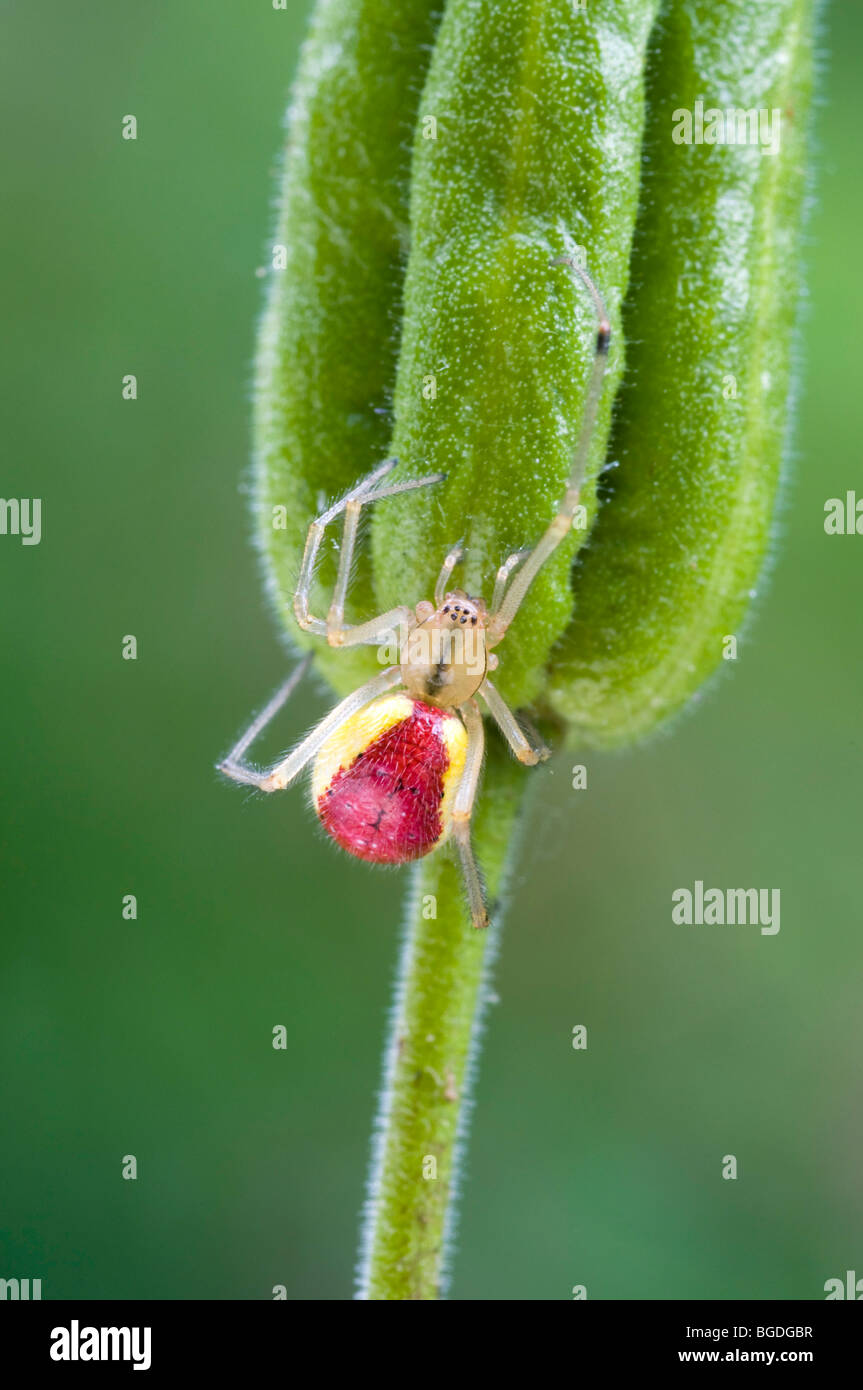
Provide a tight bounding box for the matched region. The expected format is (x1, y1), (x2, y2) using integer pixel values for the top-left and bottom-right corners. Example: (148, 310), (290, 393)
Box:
(357, 738), (531, 1300)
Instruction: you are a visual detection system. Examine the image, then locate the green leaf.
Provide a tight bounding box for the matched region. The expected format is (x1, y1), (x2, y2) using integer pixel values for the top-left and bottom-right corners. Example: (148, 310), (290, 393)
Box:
(546, 0), (816, 744)
(372, 0), (660, 710)
(254, 0), (443, 696)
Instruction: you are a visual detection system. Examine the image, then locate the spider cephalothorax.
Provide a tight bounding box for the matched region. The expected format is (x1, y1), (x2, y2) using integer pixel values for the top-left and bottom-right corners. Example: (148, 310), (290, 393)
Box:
(219, 258), (610, 928)
(401, 591), (490, 707)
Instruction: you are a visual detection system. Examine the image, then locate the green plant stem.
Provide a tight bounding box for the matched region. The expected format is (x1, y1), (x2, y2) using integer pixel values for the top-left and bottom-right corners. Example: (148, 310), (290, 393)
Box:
(357, 738), (532, 1300)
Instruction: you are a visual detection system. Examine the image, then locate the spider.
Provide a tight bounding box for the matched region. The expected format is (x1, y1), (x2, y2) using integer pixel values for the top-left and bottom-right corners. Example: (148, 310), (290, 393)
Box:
(218, 257), (610, 929)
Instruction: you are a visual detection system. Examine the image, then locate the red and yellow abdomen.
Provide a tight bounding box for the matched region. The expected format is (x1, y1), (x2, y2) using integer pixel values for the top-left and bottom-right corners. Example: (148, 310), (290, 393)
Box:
(311, 695), (467, 864)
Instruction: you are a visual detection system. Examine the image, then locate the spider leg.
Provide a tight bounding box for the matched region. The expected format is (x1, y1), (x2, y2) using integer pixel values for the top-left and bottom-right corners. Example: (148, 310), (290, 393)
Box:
(487, 256), (611, 647)
(478, 678), (550, 765)
(218, 664), (402, 793)
(490, 548), (532, 615)
(217, 655), (312, 788)
(292, 459), (445, 648)
(434, 540), (465, 607)
(294, 457), (396, 638)
(452, 699), (489, 929)
(325, 461), (394, 637)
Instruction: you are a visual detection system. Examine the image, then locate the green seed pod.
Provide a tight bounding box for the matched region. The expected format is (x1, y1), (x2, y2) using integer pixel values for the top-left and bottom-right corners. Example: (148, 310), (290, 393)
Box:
(546, 0), (816, 745)
(372, 0), (660, 711)
(254, 0), (442, 697)
(246, 0), (818, 1307)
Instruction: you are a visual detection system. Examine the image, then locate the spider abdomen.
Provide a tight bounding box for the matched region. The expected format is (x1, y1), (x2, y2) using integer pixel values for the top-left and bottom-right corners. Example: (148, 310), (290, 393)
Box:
(311, 694), (467, 864)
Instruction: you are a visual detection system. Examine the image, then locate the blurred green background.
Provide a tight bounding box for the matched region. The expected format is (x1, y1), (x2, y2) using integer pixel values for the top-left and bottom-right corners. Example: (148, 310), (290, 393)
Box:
(1, 0), (860, 1301)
